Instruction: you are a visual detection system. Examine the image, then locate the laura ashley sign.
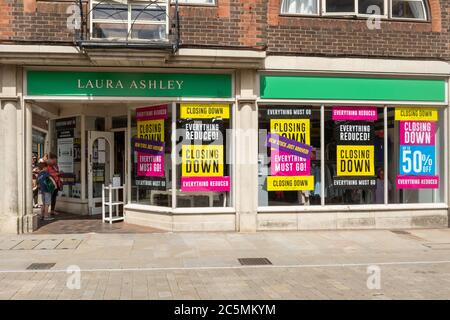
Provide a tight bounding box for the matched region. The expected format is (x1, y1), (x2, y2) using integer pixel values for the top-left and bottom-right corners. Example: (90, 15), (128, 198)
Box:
(77, 79), (185, 90)
(27, 71), (232, 98)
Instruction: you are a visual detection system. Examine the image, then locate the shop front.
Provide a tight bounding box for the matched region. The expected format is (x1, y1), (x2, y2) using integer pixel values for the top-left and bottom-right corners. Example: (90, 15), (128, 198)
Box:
(23, 66), (449, 232)
(25, 69), (236, 230)
(256, 73), (449, 230)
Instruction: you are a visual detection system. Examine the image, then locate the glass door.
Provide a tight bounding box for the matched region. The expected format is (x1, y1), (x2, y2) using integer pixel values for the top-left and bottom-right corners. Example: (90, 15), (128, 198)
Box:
(88, 131), (114, 215)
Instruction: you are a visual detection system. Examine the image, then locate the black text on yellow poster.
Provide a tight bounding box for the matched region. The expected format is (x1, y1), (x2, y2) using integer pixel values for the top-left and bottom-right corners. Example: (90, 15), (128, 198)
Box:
(182, 145), (224, 177)
(337, 145), (374, 176)
(266, 176), (314, 191)
(180, 104), (230, 119)
(270, 119), (310, 145)
(137, 119), (164, 142)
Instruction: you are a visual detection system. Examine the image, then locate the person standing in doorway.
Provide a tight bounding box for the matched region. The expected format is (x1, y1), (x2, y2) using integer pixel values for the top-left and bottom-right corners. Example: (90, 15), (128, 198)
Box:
(32, 155), (40, 208)
(37, 160), (56, 221)
(47, 153), (61, 216)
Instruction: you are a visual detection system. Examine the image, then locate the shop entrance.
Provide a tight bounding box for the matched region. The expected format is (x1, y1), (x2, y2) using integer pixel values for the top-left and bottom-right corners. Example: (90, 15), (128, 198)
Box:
(87, 131), (114, 215)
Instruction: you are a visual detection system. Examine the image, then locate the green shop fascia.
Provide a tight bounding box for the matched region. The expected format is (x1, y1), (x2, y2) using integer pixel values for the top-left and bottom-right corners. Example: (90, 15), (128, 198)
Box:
(26, 70), (233, 98)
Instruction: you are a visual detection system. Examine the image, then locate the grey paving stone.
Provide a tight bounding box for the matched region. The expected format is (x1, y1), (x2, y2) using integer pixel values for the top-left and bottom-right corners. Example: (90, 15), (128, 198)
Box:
(11, 239), (42, 250)
(56, 239), (83, 250)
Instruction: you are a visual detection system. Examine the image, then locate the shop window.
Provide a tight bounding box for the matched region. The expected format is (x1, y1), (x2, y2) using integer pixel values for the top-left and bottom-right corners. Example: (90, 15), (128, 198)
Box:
(387, 107), (444, 203)
(175, 103), (232, 208)
(91, 1), (168, 41)
(324, 107), (384, 205)
(131, 105), (172, 207)
(130, 103), (232, 208)
(258, 106), (321, 207)
(51, 117), (82, 199)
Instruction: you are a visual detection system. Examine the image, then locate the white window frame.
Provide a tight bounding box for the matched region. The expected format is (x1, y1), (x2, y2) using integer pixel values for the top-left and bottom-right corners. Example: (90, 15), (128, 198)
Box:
(90, 0), (169, 41)
(279, 0), (320, 16)
(389, 0), (428, 22)
(172, 0), (216, 6)
(281, 0), (429, 20)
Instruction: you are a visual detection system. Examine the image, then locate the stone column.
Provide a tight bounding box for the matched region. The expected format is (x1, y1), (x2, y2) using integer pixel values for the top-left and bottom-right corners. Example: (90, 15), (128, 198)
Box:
(0, 65), (35, 234)
(235, 70), (258, 232)
(0, 100), (20, 233)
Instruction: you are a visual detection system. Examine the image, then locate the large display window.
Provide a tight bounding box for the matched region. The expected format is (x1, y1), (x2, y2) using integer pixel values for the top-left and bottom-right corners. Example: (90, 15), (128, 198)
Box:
(258, 105), (447, 208)
(388, 107), (445, 204)
(51, 116), (82, 199)
(130, 103), (233, 209)
(258, 106), (321, 206)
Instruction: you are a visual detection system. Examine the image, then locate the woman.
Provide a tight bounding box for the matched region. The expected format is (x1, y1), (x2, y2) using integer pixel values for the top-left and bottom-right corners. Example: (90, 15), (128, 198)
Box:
(32, 155), (40, 208)
(47, 153), (61, 216)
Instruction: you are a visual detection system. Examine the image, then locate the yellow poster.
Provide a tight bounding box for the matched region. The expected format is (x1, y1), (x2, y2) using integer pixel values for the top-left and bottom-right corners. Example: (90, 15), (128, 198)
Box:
(137, 119), (164, 142)
(182, 145), (224, 177)
(180, 104), (230, 119)
(337, 145), (374, 176)
(270, 119), (310, 145)
(267, 176), (314, 191)
(395, 108), (438, 121)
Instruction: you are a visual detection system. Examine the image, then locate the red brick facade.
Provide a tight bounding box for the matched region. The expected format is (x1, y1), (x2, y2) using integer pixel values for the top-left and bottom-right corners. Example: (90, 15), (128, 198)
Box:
(0, 0), (449, 60)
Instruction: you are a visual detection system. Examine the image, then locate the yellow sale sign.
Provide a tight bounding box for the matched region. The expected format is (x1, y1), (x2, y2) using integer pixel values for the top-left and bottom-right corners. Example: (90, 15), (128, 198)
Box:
(395, 108), (438, 121)
(266, 176), (314, 191)
(270, 119), (310, 145)
(182, 145), (224, 177)
(180, 104), (230, 119)
(337, 145), (374, 176)
(137, 119), (164, 142)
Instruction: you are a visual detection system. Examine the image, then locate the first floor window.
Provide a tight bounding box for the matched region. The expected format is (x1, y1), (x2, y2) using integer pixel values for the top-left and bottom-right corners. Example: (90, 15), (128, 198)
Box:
(175, 0), (215, 4)
(281, 0), (319, 15)
(391, 0), (427, 20)
(91, 0), (168, 41)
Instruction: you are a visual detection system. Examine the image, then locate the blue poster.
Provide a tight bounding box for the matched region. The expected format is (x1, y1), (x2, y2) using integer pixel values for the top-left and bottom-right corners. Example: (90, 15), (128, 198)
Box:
(399, 145), (436, 176)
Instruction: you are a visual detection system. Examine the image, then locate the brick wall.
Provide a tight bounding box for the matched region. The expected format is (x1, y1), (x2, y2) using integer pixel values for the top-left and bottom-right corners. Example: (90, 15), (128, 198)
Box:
(267, 0), (450, 60)
(0, 0), (449, 61)
(0, 0), (74, 43)
(177, 0), (266, 49)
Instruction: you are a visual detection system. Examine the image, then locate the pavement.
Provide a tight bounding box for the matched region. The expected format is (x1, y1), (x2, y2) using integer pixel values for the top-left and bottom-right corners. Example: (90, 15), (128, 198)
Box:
(0, 228), (450, 299)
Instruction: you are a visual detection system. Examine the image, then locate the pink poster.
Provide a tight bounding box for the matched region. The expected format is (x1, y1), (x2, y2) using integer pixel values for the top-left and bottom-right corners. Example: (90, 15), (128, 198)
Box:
(399, 121), (435, 145)
(181, 176), (230, 192)
(136, 105), (168, 121)
(137, 153), (164, 177)
(396, 175), (439, 189)
(270, 149), (310, 176)
(332, 106), (378, 121)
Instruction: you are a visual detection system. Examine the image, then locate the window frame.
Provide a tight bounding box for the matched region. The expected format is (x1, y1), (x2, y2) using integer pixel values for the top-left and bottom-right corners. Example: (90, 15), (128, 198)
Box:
(389, 0), (428, 22)
(172, 0), (217, 6)
(279, 0), (321, 17)
(279, 0), (428, 21)
(90, 0), (169, 42)
(321, 0), (388, 18)
(255, 102), (448, 210)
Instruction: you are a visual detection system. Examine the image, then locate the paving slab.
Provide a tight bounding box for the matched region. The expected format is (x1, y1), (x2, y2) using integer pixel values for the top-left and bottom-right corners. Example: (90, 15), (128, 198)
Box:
(11, 239), (42, 250)
(34, 239), (63, 250)
(56, 239), (83, 250)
